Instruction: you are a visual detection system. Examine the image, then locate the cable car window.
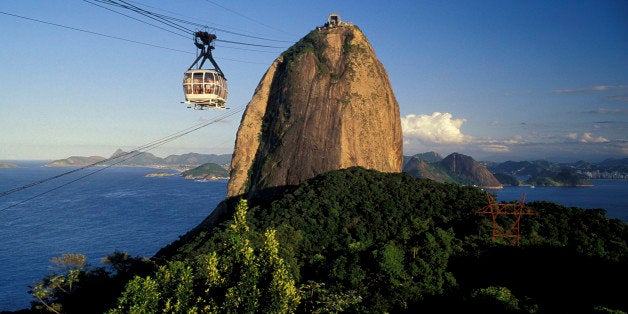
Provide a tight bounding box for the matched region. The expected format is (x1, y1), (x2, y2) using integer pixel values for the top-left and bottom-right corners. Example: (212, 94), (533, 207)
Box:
(205, 72), (214, 82)
(205, 84), (213, 94)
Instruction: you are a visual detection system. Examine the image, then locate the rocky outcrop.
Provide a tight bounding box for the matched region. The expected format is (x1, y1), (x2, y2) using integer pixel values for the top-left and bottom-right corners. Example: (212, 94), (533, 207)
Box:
(440, 153), (502, 188)
(227, 24), (403, 197)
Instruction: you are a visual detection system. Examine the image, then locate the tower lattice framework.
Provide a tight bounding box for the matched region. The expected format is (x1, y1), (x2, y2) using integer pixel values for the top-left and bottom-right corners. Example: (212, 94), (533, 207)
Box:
(476, 192), (537, 246)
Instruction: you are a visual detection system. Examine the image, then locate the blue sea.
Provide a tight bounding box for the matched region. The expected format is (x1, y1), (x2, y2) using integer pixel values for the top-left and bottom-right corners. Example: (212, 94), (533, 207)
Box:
(490, 180), (628, 222)
(0, 162), (226, 311)
(0, 163), (626, 311)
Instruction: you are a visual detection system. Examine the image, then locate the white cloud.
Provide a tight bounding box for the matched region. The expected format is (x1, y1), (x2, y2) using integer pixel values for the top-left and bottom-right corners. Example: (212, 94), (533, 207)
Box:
(480, 144), (510, 153)
(504, 135), (525, 144)
(580, 132), (609, 143)
(566, 133), (579, 140)
(565, 132), (609, 143)
(401, 112), (470, 144)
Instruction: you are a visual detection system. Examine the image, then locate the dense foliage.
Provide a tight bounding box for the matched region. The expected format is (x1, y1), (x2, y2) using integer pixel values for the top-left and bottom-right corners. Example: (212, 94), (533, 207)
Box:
(28, 167), (627, 313)
(526, 169), (592, 186)
(493, 173), (521, 186)
(108, 200), (300, 313)
(180, 163), (229, 179)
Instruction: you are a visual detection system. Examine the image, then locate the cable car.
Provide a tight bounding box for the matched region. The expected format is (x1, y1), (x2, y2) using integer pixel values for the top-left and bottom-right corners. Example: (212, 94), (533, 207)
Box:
(182, 31), (228, 110)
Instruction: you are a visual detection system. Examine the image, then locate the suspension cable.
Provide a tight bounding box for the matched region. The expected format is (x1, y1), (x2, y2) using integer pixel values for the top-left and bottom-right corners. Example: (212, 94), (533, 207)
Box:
(0, 105), (246, 212)
(0, 10), (192, 54)
(84, 0), (292, 48)
(83, 0), (190, 39)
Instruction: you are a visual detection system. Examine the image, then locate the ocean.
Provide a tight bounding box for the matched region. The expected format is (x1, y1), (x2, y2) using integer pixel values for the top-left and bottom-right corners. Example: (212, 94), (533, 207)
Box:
(491, 180), (628, 222)
(0, 162), (626, 311)
(0, 162), (226, 311)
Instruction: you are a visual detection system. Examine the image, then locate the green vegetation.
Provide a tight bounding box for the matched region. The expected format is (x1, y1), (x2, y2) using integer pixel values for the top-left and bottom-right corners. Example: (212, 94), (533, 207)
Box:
(180, 162), (229, 180)
(30, 252), (156, 313)
(29, 167), (627, 313)
(494, 173), (521, 186)
(281, 29), (325, 73)
(108, 200), (300, 313)
(526, 169), (592, 186)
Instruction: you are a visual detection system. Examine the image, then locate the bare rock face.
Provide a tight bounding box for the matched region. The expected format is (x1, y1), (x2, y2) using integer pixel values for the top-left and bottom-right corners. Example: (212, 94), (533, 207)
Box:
(227, 24), (403, 197)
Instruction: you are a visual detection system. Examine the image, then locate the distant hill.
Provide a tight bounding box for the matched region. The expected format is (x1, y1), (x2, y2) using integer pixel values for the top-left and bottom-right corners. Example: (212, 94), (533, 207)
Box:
(407, 150), (622, 187)
(483, 158), (625, 184)
(487, 160), (557, 178)
(440, 153), (502, 188)
(403, 152), (502, 189)
(163, 153), (232, 167)
(526, 169), (592, 187)
(493, 173), (521, 186)
(180, 163), (229, 180)
(0, 162), (20, 169)
(45, 149), (231, 170)
(403, 151), (443, 166)
(486, 158), (627, 180)
(46, 156), (107, 167)
(0, 162), (19, 168)
(402, 157), (457, 183)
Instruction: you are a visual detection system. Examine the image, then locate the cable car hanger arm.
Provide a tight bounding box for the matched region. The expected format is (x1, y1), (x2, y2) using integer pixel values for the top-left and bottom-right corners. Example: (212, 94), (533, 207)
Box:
(187, 31), (226, 79)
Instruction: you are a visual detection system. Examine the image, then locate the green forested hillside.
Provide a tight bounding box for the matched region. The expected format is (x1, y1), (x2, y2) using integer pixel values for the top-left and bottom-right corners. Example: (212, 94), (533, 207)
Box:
(180, 162), (229, 179)
(162, 167), (626, 313)
(30, 167), (627, 313)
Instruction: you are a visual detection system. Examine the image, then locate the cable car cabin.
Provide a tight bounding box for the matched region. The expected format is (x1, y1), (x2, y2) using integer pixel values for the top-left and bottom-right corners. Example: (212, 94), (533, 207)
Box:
(183, 69), (228, 109)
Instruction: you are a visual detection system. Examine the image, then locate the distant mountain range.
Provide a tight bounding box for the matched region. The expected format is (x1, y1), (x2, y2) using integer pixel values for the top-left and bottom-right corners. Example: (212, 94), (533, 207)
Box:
(45, 149), (232, 171)
(403, 152), (627, 187)
(483, 158), (628, 180)
(42, 149), (626, 186)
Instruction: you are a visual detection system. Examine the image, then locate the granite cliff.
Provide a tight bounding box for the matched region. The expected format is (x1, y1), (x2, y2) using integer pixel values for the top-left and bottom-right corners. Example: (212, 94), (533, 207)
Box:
(227, 23), (402, 197)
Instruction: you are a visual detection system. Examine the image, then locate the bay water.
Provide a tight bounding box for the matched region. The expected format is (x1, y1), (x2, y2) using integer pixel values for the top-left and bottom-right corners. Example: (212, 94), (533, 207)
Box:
(1, 162), (626, 311)
(491, 180), (628, 222)
(0, 162), (226, 311)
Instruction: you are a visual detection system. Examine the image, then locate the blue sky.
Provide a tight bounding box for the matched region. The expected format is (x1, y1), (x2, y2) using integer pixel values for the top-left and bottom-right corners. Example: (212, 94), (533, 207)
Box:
(1, 0), (626, 162)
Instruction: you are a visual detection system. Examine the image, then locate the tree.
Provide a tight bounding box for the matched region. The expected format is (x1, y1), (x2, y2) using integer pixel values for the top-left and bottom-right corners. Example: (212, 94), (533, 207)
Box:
(31, 253), (87, 313)
(109, 199), (301, 313)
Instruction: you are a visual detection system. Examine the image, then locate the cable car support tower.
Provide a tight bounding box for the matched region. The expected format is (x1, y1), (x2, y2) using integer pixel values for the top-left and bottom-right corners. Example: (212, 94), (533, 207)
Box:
(476, 192), (537, 246)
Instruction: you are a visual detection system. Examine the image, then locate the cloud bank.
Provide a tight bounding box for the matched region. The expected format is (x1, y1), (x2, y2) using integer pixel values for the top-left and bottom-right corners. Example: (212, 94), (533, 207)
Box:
(401, 112), (470, 144)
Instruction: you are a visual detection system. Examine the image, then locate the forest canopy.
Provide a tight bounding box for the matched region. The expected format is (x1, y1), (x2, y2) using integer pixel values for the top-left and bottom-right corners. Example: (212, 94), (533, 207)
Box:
(31, 167), (627, 313)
